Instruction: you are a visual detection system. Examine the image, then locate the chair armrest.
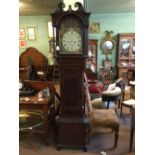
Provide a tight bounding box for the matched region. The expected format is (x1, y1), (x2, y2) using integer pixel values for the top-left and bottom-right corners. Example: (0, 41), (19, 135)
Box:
(102, 87), (121, 96)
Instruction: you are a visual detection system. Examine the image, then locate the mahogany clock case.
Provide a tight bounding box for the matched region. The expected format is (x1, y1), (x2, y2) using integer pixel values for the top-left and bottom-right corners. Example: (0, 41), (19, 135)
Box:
(51, 2), (91, 151)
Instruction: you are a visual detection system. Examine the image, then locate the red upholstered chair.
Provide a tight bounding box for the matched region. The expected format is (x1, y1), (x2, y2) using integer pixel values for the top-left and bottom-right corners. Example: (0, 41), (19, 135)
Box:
(84, 72), (104, 94)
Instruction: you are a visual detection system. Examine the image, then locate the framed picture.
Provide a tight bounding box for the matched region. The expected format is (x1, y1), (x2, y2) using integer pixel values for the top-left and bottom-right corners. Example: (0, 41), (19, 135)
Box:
(19, 28), (25, 38)
(103, 60), (112, 69)
(89, 23), (100, 33)
(19, 39), (26, 48)
(27, 27), (36, 40)
(48, 21), (56, 38)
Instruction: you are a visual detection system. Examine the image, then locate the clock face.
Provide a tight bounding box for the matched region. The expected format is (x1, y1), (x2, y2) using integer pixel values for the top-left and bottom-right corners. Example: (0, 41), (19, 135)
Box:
(61, 28), (82, 54)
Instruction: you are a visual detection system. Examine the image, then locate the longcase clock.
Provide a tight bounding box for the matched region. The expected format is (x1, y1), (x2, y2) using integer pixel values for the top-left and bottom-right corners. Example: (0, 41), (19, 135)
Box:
(51, 2), (90, 151)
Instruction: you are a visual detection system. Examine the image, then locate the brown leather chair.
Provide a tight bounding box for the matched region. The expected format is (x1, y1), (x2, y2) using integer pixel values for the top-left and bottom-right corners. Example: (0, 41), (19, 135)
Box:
(85, 83), (119, 148)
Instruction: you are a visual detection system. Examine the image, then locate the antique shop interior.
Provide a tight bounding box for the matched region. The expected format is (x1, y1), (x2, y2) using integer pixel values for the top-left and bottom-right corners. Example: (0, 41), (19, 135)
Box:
(19, 0), (135, 155)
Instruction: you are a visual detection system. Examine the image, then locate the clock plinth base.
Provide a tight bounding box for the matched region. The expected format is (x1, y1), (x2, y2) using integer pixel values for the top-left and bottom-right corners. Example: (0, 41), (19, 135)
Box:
(56, 116), (90, 151)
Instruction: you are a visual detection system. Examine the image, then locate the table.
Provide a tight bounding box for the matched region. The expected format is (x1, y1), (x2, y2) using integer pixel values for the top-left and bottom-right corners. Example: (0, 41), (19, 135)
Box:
(19, 111), (44, 130)
(19, 111), (44, 150)
(19, 94), (54, 145)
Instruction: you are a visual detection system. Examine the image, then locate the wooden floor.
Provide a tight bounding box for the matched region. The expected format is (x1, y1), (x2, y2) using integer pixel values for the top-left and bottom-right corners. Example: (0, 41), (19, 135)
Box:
(19, 106), (134, 155)
(19, 84), (135, 155)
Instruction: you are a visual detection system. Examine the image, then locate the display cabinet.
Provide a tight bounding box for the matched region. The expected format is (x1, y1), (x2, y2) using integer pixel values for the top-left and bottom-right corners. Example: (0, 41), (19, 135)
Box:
(85, 39), (98, 80)
(117, 33), (135, 84)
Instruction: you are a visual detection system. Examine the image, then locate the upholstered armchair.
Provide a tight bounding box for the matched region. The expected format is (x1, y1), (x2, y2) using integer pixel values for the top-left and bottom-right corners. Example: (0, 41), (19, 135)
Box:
(85, 82), (119, 148)
(90, 83), (121, 112)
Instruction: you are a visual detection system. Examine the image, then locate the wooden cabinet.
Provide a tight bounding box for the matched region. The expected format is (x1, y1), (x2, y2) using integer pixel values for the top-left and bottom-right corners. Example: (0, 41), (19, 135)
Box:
(85, 39), (98, 80)
(117, 33), (135, 85)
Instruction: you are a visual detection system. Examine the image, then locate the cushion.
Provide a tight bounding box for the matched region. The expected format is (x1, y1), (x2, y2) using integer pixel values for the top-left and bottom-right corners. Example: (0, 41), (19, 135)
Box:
(91, 98), (103, 109)
(122, 99), (135, 106)
(91, 99), (117, 110)
(89, 84), (104, 94)
(107, 83), (116, 91)
(93, 109), (119, 129)
(129, 81), (135, 85)
(84, 72), (104, 94)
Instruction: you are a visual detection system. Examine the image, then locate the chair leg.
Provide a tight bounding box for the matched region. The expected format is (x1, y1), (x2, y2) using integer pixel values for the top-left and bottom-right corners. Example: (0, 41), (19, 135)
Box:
(129, 127), (134, 152)
(118, 98), (121, 109)
(106, 101), (110, 109)
(120, 103), (123, 118)
(114, 131), (119, 148)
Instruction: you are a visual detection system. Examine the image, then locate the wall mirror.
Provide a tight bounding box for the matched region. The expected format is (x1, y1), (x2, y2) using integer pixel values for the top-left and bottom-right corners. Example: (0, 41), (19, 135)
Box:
(101, 31), (114, 54)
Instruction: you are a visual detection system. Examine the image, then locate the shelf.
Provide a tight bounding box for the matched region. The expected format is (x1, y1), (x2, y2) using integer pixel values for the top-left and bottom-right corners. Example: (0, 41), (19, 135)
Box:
(130, 58), (135, 60)
(119, 57), (130, 60)
(118, 65), (135, 68)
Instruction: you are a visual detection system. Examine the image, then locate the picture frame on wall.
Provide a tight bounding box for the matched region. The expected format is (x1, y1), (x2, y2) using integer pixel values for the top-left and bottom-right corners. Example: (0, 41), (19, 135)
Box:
(19, 28), (25, 38)
(27, 27), (36, 40)
(89, 23), (100, 33)
(19, 39), (26, 48)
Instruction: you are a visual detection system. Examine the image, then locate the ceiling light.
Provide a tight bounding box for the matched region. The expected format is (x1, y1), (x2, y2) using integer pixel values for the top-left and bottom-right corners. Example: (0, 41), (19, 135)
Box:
(19, 2), (25, 8)
(19, 0), (32, 2)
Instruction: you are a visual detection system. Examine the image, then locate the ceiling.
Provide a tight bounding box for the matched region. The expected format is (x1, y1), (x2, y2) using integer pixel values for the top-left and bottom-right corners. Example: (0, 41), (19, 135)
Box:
(19, 0), (135, 16)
